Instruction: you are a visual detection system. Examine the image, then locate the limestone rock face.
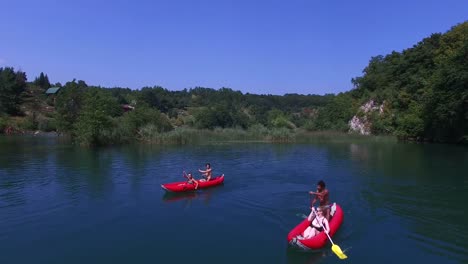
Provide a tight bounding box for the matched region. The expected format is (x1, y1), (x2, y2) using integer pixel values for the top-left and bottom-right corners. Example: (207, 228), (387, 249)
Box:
(349, 115), (370, 135)
(348, 100), (384, 135)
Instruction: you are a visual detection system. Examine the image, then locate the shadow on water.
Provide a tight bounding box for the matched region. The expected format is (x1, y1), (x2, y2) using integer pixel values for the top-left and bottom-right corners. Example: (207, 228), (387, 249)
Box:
(285, 247), (327, 264)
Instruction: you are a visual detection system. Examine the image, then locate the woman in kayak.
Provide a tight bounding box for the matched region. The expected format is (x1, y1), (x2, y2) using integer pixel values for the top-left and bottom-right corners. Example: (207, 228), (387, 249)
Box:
(185, 172), (199, 189)
(198, 163), (212, 182)
(297, 206), (330, 239)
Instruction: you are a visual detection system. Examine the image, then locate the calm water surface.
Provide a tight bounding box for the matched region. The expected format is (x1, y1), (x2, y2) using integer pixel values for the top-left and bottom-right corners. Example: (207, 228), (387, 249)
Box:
(0, 136), (467, 264)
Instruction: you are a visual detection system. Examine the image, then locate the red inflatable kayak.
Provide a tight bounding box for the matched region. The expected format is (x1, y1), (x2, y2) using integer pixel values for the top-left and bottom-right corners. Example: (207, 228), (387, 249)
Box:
(287, 203), (344, 251)
(161, 174), (224, 193)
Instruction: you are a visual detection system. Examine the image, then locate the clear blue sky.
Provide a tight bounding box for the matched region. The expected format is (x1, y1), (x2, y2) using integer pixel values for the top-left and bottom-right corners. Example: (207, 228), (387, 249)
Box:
(1, 0), (466, 95)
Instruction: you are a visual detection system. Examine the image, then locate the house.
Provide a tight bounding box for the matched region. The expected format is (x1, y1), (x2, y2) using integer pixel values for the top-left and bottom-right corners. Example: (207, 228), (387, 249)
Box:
(45, 87), (61, 95)
(45, 87), (61, 104)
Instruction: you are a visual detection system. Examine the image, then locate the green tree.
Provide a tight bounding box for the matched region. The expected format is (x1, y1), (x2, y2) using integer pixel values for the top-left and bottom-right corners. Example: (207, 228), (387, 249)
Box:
(34, 72), (51, 90)
(315, 93), (357, 131)
(118, 105), (173, 141)
(350, 21), (468, 142)
(0, 67), (27, 115)
(266, 109), (295, 129)
(74, 89), (120, 146)
(424, 22), (468, 142)
(55, 80), (87, 132)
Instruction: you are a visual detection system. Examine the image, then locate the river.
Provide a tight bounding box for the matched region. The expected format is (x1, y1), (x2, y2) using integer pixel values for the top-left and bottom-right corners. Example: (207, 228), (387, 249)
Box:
(0, 136), (467, 263)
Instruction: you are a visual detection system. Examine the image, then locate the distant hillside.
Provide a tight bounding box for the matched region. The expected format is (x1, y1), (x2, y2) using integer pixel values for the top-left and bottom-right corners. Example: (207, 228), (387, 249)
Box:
(1, 21), (466, 145)
(0, 69), (57, 134)
(0, 71), (335, 144)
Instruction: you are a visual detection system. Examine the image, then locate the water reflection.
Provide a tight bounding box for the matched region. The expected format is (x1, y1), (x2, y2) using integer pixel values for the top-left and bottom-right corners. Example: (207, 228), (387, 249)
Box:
(348, 141), (468, 263)
(162, 186), (220, 207)
(53, 147), (114, 199)
(162, 191), (198, 202)
(0, 136), (63, 208)
(1, 136), (467, 263)
(285, 248), (326, 264)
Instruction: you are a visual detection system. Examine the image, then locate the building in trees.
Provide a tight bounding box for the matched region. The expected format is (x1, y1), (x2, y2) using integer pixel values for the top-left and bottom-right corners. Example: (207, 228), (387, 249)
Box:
(45, 87), (61, 104)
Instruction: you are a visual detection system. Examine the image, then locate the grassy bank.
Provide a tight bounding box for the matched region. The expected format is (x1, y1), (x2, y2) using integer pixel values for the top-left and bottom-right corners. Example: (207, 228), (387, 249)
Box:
(138, 126), (294, 144)
(137, 126), (397, 145)
(1, 115), (396, 146)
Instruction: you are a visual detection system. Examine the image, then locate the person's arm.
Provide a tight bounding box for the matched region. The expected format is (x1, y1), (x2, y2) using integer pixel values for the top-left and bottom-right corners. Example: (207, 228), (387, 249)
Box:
(309, 192), (317, 206)
(323, 218), (330, 234)
(198, 169), (205, 178)
(195, 180), (199, 189)
(312, 189), (328, 199)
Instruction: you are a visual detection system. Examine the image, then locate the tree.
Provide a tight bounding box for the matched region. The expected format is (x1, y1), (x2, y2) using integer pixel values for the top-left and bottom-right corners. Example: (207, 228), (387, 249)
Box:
(267, 109), (294, 129)
(350, 21), (468, 142)
(118, 105), (173, 142)
(54, 80), (87, 132)
(315, 93), (357, 131)
(73, 89), (121, 146)
(34, 72), (51, 90)
(0, 67), (27, 115)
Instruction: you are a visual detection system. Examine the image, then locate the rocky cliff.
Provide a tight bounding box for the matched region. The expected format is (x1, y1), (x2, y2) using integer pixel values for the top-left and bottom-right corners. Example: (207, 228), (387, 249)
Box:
(348, 100), (384, 135)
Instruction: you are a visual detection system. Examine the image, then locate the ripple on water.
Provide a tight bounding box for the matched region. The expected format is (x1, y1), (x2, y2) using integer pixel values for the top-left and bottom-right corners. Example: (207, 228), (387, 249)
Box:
(226, 182), (309, 231)
(361, 180), (468, 263)
(409, 233), (468, 263)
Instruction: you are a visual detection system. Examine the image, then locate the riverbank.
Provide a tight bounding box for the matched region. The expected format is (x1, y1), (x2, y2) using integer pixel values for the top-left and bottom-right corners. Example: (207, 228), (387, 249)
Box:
(1, 126), (397, 145)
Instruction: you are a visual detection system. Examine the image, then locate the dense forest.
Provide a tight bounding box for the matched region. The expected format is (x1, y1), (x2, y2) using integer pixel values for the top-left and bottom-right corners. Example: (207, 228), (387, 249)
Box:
(350, 21), (467, 143)
(0, 21), (466, 145)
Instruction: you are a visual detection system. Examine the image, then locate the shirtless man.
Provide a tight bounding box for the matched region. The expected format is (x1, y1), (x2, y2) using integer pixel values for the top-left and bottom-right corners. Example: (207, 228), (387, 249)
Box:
(309, 180), (330, 220)
(198, 163), (212, 182)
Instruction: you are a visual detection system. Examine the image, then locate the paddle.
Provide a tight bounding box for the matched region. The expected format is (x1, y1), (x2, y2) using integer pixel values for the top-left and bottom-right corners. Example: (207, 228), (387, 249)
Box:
(313, 207), (347, 260)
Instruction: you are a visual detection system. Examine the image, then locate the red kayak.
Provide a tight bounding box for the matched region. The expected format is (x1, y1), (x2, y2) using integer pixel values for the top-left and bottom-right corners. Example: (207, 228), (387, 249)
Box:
(287, 203), (344, 251)
(161, 174), (224, 193)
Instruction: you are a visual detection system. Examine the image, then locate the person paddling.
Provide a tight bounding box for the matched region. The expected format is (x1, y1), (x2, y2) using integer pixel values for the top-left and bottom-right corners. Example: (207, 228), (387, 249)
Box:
(296, 206), (330, 239)
(309, 180), (330, 220)
(184, 172), (198, 189)
(198, 163), (212, 182)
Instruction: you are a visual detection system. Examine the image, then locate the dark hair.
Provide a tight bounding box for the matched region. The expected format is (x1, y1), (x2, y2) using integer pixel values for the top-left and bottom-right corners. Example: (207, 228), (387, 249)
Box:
(206, 163), (211, 168)
(317, 180), (326, 188)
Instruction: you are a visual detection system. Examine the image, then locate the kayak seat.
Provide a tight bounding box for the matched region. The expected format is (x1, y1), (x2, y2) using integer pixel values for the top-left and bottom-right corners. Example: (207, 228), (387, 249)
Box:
(330, 203), (337, 217)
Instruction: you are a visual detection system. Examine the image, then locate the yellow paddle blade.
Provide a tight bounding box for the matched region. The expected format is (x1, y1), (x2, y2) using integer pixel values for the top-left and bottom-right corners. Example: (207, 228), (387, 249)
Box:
(331, 244), (348, 259)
